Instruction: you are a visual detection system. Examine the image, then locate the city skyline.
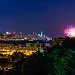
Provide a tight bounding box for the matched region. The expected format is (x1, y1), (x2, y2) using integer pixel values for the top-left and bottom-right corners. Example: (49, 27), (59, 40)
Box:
(0, 0), (75, 37)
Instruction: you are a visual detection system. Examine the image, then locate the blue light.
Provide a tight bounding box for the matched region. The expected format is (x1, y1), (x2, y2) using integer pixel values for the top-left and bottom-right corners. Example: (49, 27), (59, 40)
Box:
(42, 40), (46, 42)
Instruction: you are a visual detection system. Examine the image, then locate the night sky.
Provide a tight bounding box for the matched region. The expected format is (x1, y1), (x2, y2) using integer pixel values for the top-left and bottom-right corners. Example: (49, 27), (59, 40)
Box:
(0, 0), (75, 37)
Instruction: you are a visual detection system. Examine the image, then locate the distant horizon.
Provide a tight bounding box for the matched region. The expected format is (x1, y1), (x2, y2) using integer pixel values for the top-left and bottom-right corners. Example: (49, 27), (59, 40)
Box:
(0, 30), (65, 38)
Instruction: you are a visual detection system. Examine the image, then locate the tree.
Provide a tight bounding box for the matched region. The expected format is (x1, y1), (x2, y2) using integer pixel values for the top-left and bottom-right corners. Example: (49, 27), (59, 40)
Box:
(21, 51), (47, 75)
(47, 49), (74, 75)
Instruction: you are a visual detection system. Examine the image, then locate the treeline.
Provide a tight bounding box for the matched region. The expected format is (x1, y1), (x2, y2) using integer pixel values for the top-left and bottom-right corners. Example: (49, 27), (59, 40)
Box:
(9, 50), (75, 75)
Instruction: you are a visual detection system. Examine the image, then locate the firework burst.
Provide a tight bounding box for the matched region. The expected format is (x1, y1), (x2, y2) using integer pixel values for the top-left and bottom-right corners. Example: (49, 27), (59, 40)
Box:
(64, 25), (75, 38)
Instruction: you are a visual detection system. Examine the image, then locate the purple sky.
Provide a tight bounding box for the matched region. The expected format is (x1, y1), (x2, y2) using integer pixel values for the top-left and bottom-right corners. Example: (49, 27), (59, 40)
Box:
(0, 0), (75, 37)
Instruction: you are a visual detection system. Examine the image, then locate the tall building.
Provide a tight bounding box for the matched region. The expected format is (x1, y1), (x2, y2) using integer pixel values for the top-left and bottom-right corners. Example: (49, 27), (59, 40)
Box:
(41, 31), (43, 36)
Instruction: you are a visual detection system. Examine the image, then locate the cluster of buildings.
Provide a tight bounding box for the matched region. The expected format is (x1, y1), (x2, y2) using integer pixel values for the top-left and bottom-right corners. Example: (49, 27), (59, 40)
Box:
(0, 31), (52, 58)
(0, 31), (52, 41)
(0, 31), (66, 58)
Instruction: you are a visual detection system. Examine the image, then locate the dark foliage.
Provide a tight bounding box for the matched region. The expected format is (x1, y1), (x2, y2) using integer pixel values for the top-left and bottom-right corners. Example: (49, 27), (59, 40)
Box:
(21, 51), (48, 75)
